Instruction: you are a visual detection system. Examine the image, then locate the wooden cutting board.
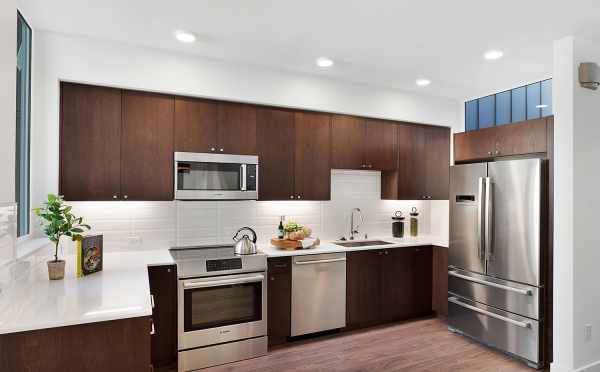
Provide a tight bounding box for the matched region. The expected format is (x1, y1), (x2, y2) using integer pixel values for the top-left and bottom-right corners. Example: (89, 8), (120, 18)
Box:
(270, 238), (320, 251)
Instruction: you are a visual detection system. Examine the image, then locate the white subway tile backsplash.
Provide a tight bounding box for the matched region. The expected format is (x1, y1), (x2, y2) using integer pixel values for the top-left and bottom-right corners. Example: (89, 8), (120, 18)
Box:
(58, 171), (444, 252)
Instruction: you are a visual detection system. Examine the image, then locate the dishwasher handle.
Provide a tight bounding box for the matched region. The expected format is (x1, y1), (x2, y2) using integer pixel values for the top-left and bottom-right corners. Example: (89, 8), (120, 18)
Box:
(294, 258), (347, 265)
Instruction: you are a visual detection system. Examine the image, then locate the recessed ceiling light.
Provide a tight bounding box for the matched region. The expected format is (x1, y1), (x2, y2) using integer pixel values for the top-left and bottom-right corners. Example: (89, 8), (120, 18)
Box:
(174, 30), (196, 43)
(416, 78), (431, 87)
(484, 50), (504, 60)
(316, 57), (334, 68)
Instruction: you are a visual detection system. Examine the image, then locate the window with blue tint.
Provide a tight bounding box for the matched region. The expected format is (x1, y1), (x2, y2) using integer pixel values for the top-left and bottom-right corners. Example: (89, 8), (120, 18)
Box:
(465, 100), (478, 131)
(526, 82), (541, 119)
(478, 95), (495, 129)
(511, 86), (526, 123)
(541, 79), (552, 117)
(495, 90), (511, 125)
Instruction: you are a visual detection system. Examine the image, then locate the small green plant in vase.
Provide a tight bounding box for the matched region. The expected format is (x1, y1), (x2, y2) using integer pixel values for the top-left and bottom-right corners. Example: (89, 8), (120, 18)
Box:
(35, 194), (91, 280)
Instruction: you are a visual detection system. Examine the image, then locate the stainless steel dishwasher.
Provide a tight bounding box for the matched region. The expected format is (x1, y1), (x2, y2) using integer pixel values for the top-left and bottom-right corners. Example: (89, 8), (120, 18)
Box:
(291, 252), (347, 336)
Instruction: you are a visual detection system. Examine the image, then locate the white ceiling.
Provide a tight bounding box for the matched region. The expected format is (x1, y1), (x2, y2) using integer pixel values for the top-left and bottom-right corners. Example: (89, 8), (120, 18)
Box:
(18, 0), (600, 100)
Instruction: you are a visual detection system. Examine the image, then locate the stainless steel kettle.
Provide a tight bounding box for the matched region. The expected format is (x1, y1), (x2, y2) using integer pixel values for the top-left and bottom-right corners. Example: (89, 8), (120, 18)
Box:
(233, 227), (258, 255)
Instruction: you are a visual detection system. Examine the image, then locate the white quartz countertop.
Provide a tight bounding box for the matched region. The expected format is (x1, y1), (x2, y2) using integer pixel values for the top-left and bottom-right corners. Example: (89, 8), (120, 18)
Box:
(259, 235), (448, 257)
(0, 250), (174, 335)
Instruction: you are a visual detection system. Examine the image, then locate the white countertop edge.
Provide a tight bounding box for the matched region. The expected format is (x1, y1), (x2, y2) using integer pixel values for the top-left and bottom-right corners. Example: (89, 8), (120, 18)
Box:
(0, 307), (153, 335)
(259, 235), (448, 257)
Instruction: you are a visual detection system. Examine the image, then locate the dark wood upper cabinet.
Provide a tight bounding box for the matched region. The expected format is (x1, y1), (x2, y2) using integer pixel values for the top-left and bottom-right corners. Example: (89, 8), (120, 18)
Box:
(331, 116), (397, 171)
(365, 120), (397, 170)
(382, 124), (449, 200)
(267, 257), (292, 347)
(217, 102), (257, 155)
(256, 108), (295, 200)
(148, 265), (177, 370)
(60, 83), (122, 201)
(331, 115), (366, 170)
(174, 97), (218, 153)
(294, 112), (331, 200)
(454, 117), (550, 162)
(425, 126), (450, 200)
(121, 91), (174, 200)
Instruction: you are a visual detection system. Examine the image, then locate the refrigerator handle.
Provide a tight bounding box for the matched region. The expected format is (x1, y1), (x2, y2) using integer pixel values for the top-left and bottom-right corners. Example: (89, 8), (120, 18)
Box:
(477, 177), (486, 260)
(484, 177), (493, 260)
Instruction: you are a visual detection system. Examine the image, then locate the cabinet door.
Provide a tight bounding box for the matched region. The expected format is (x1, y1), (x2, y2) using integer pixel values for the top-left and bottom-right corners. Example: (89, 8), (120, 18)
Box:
(331, 115), (365, 170)
(454, 128), (496, 162)
(494, 118), (547, 157)
(365, 120), (397, 170)
(267, 257), (292, 347)
(396, 124), (426, 199)
(346, 250), (382, 329)
(174, 97), (217, 153)
(60, 83), (122, 201)
(293, 112), (331, 200)
(121, 91), (174, 200)
(256, 108), (295, 200)
(425, 126), (450, 200)
(411, 246), (433, 316)
(381, 248), (414, 322)
(217, 102), (257, 155)
(148, 265), (177, 369)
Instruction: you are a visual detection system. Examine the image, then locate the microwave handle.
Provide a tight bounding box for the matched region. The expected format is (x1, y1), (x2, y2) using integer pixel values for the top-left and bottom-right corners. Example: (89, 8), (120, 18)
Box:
(240, 164), (247, 191)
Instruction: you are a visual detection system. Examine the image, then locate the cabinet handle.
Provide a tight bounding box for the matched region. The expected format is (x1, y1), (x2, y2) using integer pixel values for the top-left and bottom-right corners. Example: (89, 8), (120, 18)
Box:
(360, 164), (366, 168)
(219, 148), (224, 152)
(210, 147), (216, 152)
(150, 319), (155, 335)
(367, 164), (373, 168)
(123, 195), (128, 199)
(273, 263), (288, 268)
(297, 195), (301, 199)
(495, 150), (500, 155)
(150, 294), (155, 309)
(112, 195), (118, 199)
(488, 151), (493, 156)
(270, 276), (275, 281)
(384, 250), (389, 255)
(290, 195), (294, 199)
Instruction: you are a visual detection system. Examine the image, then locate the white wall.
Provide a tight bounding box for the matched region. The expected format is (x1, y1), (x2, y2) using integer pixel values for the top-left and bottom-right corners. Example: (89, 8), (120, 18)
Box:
(62, 170), (434, 253)
(31, 30), (460, 210)
(0, 1), (16, 203)
(553, 36), (600, 372)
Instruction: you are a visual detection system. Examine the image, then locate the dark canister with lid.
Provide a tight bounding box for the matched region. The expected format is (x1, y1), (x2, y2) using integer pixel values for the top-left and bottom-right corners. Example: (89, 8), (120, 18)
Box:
(392, 211), (405, 238)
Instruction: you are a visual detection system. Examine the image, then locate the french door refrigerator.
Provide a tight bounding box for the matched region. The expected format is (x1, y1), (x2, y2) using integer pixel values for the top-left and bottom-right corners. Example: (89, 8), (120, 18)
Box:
(448, 158), (549, 369)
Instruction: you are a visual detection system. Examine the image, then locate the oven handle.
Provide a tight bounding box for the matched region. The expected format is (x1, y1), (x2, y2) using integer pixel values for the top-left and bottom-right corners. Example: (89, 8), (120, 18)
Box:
(183, 274), (264, 289)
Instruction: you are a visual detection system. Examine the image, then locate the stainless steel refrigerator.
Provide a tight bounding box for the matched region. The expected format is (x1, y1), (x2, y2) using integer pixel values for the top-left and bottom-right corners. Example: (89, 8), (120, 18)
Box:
(448, 158), (549, 368)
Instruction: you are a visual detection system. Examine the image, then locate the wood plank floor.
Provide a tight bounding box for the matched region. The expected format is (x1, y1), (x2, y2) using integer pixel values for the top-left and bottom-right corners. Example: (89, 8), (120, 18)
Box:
(205, 318), (545, 372)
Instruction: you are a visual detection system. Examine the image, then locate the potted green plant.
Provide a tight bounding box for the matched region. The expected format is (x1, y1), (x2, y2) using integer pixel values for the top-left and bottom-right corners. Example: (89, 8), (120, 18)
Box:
(34, 194), (91, 280)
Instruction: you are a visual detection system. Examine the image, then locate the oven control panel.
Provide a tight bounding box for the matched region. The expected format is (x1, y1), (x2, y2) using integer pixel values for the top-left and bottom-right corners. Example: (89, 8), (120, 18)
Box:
(206, 258), (243, 272)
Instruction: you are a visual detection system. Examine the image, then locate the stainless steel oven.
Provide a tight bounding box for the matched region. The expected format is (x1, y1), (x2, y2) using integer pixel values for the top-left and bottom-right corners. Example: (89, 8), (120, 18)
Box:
(174, 152), (258, 200)
(178, 271), (267, 371)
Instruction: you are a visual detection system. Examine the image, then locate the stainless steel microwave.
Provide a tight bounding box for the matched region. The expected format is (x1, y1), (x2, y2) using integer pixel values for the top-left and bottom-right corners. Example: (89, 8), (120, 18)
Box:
(174, 152), (258, 200)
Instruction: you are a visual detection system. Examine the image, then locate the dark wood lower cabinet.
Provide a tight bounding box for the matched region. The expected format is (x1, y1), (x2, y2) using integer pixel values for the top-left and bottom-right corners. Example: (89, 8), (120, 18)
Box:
(346, 250), (382, 329)
(148, 265), (178, 370)
(267, 257), (292, 347)
(346, 247), (433, 331)
(432, 246), (449, 318)
(0, 316), (151, 372)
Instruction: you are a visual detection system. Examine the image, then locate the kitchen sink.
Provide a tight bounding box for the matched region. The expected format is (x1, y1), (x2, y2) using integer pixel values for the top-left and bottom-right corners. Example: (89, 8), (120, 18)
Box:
(333, 240), (394, 248)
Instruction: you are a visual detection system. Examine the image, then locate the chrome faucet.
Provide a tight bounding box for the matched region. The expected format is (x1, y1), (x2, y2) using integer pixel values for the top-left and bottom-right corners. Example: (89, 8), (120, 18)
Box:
(350, 208), (364, 240)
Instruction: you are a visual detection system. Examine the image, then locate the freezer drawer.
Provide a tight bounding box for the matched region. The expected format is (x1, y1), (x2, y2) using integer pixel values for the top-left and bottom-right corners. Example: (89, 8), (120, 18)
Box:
(291, 253), (346, 336)
(448, 268), (540, 320)
(448, 296), (540, 365)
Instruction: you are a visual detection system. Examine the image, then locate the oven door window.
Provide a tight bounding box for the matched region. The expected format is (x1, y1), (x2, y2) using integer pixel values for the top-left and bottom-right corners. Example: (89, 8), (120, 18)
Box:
(177, 162), (242, 191)
(184, 282), (262, 331)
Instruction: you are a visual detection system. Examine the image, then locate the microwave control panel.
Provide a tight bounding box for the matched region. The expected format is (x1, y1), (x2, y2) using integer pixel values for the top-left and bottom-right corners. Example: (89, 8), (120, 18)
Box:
(206, 258), (243, 272)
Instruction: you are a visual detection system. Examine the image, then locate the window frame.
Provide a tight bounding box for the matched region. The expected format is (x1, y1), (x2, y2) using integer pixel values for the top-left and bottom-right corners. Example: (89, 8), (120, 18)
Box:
(15, 10), (32, 239)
